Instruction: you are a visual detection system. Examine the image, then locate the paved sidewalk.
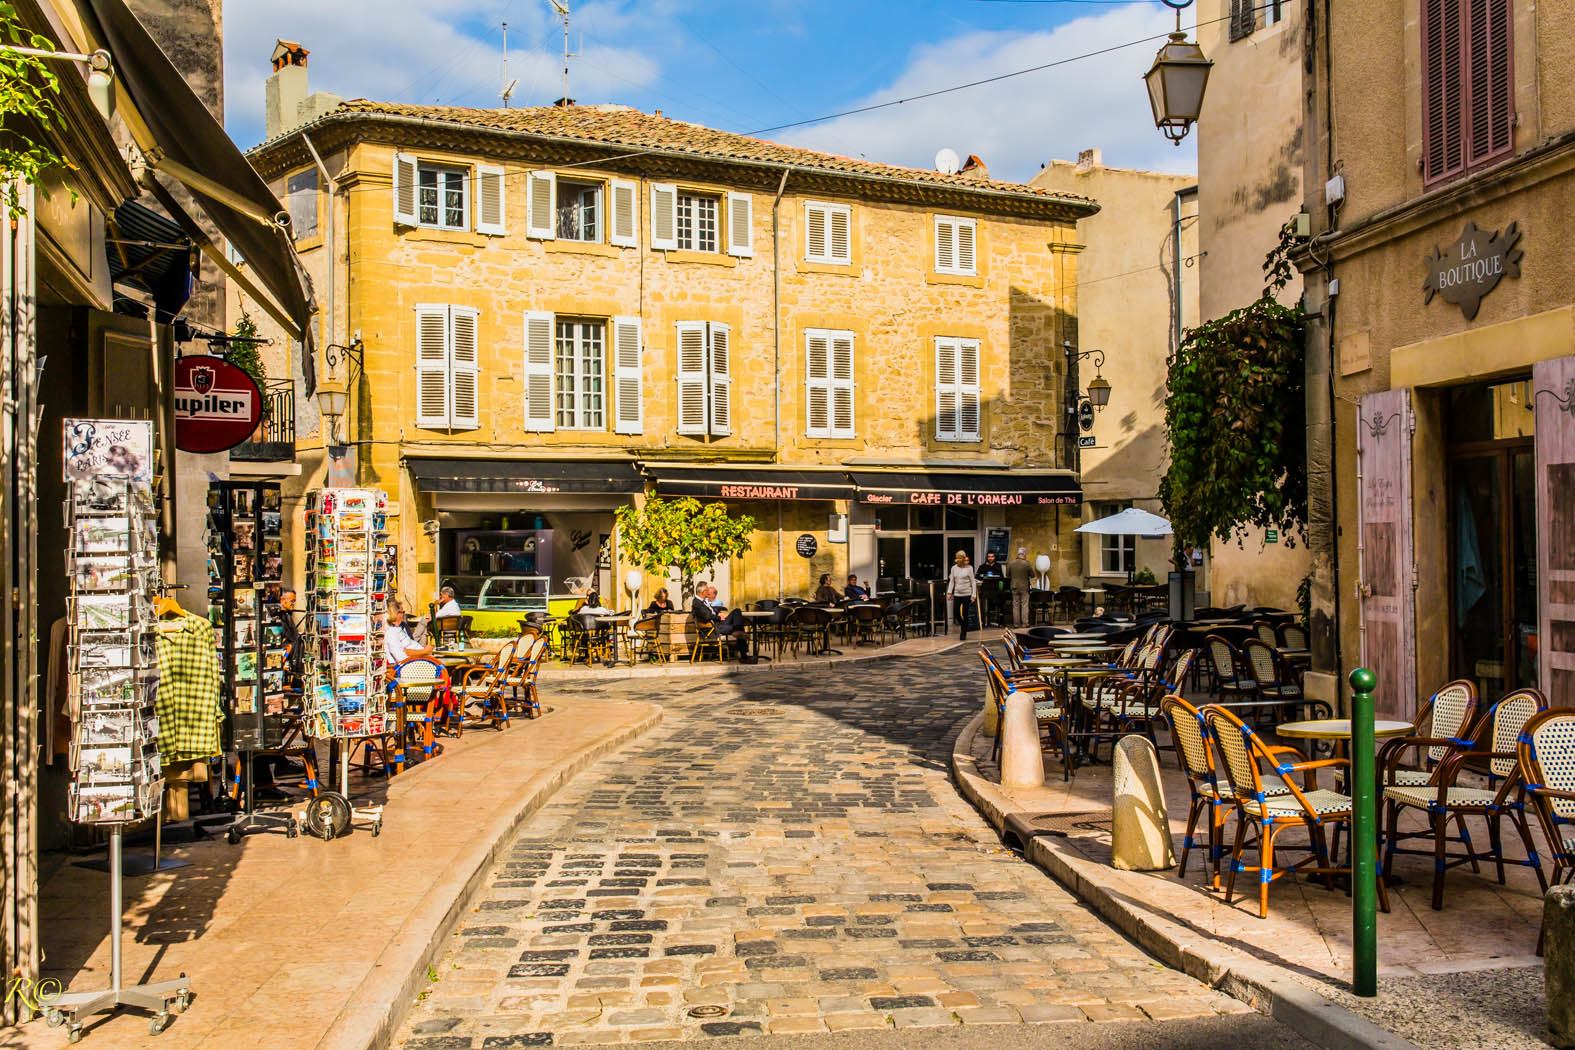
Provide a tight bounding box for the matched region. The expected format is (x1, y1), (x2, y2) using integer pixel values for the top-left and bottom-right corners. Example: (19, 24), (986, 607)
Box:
(1, 698), (661, 1050)
(395, 649), (1255, 1047)
(536, 633), (958, 682)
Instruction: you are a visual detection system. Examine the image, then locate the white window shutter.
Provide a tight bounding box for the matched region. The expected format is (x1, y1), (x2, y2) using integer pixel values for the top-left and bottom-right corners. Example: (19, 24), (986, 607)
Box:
(415, 304), (450, 428)
(675, 321), (708, 435)
(958, 338), (980, 439)
(612, 315), (643, 435)
(523, 310), (556, 432)
(449, 307), (481, 429)
(956, 219), (976, 274)
(650, 182), (678, 251)
(828, 205), (851, 264)
(610, 178), (638, 247)
(392, 152), (418, 226)
(935, 217), (956, 273)
(935, 336), (959, 440)
(525, 172), (556, 240)
(475, 164), (506, 236)
(831, 332), (855, 436)
(726, 192), (753, 257)
(708, 323), (732, 436)
(805, 202), (827, 262)
(805, 330), (830, 436)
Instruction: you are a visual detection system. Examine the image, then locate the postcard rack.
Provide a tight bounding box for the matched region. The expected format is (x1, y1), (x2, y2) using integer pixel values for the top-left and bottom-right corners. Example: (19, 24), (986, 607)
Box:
(205, 481), (288, 751)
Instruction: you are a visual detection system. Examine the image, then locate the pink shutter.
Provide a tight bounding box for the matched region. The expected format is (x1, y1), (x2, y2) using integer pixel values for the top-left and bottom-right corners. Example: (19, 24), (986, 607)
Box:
(1534, 357), (1575, 707)
(1422, 0), (1467, 185)
(1357, 389), (1418, 720)
(1466, 0), (1514, 166)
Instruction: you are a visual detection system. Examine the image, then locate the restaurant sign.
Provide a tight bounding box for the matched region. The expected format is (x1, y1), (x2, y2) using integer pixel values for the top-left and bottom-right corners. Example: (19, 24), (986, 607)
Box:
(173, 355), (262, 453)
(858, 490), (1079, 507)
(1422, 220), (1523, 321)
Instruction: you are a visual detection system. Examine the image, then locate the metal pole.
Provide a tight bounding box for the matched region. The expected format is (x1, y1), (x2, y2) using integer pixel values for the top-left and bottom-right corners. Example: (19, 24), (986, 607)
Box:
(109, 826), (123, 994)
(1348, 666), (1377, 996)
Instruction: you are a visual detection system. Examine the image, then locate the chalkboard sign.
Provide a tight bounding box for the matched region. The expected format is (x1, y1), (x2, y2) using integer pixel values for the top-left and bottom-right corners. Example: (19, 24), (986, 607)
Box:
(986, 527), (1011, 561)
(795, 533), (818, 559)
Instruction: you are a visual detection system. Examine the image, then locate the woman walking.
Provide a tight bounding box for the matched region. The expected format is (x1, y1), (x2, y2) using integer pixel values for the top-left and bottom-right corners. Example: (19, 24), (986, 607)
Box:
(946, 550), (979, 640)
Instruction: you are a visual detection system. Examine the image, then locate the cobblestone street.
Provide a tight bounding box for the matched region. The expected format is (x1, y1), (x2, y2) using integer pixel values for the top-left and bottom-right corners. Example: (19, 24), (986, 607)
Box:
(396, 649), (1261, 1047)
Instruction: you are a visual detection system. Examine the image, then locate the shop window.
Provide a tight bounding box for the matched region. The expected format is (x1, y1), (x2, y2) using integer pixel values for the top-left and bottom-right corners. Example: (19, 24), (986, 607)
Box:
(555, 319), (606, 430)
(913, 507), (944, 532)
(287, 168), (318, 240)
(417, 163), (467, 230)
(945, 507), (979, 531)
(557, 178), (602, 242)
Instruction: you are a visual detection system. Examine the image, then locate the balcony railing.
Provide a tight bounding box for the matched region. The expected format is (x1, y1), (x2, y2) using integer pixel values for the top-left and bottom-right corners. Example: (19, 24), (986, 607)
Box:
(230, 378), (296, 461)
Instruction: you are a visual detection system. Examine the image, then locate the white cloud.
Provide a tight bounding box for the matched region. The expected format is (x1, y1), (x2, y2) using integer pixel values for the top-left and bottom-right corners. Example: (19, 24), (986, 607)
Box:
(775, 4), (1196, 184)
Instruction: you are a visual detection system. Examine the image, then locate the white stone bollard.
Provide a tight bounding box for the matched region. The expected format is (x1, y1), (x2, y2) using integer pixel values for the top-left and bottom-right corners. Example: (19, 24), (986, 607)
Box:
(999, 689), (1045, 789)
(983, 689), (1000, 736)
(1111, 735), (1175, 871)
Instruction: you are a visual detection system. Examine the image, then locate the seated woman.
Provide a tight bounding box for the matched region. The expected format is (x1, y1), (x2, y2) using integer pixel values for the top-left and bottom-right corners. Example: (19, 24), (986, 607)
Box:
(644, 588), (675, 615)
(571, 589), (605, 614)
(813, 573), (839, 604)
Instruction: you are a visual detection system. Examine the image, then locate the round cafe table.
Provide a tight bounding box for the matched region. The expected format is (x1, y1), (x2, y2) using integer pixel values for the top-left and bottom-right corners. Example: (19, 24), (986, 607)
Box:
(1022, 655), (1090, 670)
(1276, 719), (1413, 741)
(738, 609), (776, 662)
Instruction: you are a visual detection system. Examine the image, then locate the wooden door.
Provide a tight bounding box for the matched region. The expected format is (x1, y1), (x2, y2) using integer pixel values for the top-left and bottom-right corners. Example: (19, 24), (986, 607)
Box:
(1534, 356), (1575, 706)
(1357, 389), (1417, 719)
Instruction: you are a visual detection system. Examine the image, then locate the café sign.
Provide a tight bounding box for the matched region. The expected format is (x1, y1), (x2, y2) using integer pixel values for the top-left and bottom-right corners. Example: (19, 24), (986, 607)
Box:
(1422, 220), (1523, 321)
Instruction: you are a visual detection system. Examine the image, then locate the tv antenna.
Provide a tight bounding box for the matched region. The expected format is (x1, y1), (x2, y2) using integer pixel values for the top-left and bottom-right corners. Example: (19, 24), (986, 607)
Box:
(500, 21), (519, 107)
(547, 0), (574, 104)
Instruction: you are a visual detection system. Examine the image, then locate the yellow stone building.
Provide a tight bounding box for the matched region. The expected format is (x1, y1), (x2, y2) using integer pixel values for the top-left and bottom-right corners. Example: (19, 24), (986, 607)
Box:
(243, 89), (1097, 620)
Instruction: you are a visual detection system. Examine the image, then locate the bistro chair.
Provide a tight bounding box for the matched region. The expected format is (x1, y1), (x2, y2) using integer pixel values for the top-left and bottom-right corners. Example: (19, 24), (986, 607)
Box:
(1516, 709), (1575, 953)
(1204, 703), (1387, 919)
(453, 641), (513, 732)
(849, 602), (886, 646)
(1377, 679), (1478, 789)
(1280, 623), (1310, 651)
(510, 636), (548, 718)
(430, 614), (465, 648)
(979, 647), (1066, 769)
(1242, 639), (1305, 715)
(1204, 634), (1257, 705)
(689, 619), (730, 663)
(1381, 687), (1549, 911)
(1253, 620), (1279, 646)
(631, 613), (662, 662)
(392, 657), (450, 769)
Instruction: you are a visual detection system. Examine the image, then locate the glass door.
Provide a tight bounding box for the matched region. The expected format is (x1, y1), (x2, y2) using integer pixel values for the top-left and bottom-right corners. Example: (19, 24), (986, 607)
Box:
(1448, 445), (1537, 698)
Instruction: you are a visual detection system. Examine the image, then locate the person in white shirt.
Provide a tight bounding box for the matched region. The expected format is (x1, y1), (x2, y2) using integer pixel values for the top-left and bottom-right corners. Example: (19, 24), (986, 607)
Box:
(432, 586), (462, 620)
(384, 599), (432, 667)
(946, 550), (979, 641)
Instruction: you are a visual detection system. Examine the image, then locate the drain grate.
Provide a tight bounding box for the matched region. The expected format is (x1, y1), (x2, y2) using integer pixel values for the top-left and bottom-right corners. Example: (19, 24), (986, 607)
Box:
(687, 1005), (728, 1018)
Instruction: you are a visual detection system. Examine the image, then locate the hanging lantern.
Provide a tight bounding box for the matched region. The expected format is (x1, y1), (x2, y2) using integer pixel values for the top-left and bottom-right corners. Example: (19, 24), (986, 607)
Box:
(1144, 31), (1213, 144)
(1086, 373), (1113, 409)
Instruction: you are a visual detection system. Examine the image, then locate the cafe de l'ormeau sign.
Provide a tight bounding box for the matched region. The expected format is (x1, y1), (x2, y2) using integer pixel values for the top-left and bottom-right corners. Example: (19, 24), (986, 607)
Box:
(1422, 221), (1523, 320)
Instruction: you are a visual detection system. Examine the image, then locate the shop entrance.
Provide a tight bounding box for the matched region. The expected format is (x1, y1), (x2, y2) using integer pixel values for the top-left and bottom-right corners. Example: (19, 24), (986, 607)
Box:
(1447, 380), (1538, 700)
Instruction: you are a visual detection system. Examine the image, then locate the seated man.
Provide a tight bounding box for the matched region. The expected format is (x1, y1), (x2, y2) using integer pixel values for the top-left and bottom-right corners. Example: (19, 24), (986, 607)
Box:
(433, 585), (462, 620)
(813, 573), (839, 604)
(385, 598), (434, 670)
(843, 574), (870, 601)
(690, 584), (754, 663)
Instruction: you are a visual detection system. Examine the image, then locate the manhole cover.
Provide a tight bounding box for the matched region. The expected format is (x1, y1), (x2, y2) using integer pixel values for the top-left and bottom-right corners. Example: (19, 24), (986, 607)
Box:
(687, 1005), (727, 1018)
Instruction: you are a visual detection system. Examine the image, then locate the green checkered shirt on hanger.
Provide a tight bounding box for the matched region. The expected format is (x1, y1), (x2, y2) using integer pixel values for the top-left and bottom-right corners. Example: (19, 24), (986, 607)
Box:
(156, 612), (224, 761)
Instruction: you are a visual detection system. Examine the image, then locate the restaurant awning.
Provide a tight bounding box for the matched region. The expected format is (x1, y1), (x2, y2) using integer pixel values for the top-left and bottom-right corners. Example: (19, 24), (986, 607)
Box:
(848, 469), (1081, 507)
(83, 0), (318, 393)
(106, 200), (195, 324)
(645, 464), (856, 501)
(406, 458), (646, 495)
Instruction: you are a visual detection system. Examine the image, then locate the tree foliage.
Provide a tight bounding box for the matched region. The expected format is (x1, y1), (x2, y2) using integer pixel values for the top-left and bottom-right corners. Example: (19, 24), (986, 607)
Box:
(0, 4), (67, 218)
(1159, 220), (1307, 547)
(614, 496), (756, 600)
(225, 311), (269, 420)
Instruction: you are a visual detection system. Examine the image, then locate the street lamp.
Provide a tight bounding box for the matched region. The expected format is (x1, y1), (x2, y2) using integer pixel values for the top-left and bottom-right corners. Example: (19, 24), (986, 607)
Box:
(317, 338), (363, 444)
(1144, 1), (1213, 145)
(1067, 347), (1112, 411)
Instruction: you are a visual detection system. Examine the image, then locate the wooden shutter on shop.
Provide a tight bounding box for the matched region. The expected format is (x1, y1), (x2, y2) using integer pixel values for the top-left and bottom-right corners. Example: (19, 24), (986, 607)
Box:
(449, 307), (480, 429)
(675, 322), (709, 435)
(474, 164), (506, 236)
(1466, 0), (1514, 166)
(708, 322), (732, 436)
(1229, 0), (1255, 41)
(609, 178), (638, 247)
(650, 183), (678, 251)
(1423, 0), (1467, 183)
(805, 202), (828, 262)
(1357, 389), (1418, 720)
(805, 330), (831, 436)
(392, 152), (418, 226)
(525, 172), (556, 239)
(726, 192), (753, 257)
(830, 331), (854, 436)
(523, 310), (555, 432)
(612, 316), (643, 435)
(415, 304), (451, 428)
(1534, 356), (1575, 706)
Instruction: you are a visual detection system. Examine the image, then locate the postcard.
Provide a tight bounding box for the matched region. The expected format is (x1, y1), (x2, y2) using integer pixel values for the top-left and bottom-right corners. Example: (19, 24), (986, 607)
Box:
(235, 651), (258, 680)
(74, 517), (131, 552)
(78, 710), (133, 746)
(231, 489), (255, 516)
(233, 590), (256, 616)
(63, 418), (153, 484)
(232, 520), (256, 551)
(262, 488), (281, 511)
(261, 511), (282, 535)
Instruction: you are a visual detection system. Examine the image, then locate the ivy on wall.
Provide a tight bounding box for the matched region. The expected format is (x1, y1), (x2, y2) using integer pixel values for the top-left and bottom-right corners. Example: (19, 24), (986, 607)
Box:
(1160, 220), (1307, 548)
(0, 4), (67, 218)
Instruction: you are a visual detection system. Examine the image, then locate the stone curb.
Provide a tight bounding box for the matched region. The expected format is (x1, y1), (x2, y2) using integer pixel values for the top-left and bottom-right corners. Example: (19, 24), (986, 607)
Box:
(949, 710), (1424, 1050)
(314, 704), (665, 1050)
(549, 639), (963, 681)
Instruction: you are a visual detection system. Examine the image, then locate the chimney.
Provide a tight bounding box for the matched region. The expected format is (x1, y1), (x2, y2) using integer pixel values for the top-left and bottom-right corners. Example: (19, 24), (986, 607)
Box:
(958, 154), (990, 181)
(265, 40), (342, 139)
(553, 96), (576, 108)
(1076, 148), (1102, 172)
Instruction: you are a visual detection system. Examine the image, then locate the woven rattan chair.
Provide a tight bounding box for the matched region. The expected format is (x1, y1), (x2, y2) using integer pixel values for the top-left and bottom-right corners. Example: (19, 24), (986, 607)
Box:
(1516, 709), (1575, 953)
(1205, 704), (1386, 918)
(1280, 623), (1309, 651)
(1204, 634), (1256, 704)
(1253, 620), (1278, 645)
(392, 657), (450, 768)
(1382, 687), (1548, 910)
(980, 647), (1066, 771)
(1243, 639), (1304, 712)
(1377, 679), (1479, 788)
(453, 641), (514, 732)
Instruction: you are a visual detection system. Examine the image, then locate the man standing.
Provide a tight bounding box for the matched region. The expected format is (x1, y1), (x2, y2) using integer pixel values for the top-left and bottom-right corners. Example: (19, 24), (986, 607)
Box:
(1007, 547), (1034, 628)
(690, 584), (754, 663)
(977, 551), (1004, 625)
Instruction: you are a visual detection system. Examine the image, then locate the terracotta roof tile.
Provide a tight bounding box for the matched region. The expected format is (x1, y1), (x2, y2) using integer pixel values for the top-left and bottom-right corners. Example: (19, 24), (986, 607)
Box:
(319, 99), (1095, 209)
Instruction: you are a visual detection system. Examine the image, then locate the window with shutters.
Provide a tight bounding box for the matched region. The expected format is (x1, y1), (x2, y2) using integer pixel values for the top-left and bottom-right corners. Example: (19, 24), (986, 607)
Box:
(414, 304), (480, 431)
(1422, 0), (1514, 187)
(1228, 0), (1256, 40)
(676, 192), (719, 253)
(1093, 501), (1136, 576)
(286, 168), (318, 240)
(417, 163), (468, 229)
(934, 337), (981, 442)
(805, 328), (855, 438)
(674, 321), (731, 438)
(933, 215), (977, 276)
(804, 201), (852, 265)
(554, 319), (606, 430)
(556, 178), (602, 241)
(1265, 0), (1285, 26)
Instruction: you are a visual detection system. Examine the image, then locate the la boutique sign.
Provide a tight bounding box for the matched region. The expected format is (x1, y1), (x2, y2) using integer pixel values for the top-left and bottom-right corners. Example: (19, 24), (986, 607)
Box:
(1422, 221), (1523, 320)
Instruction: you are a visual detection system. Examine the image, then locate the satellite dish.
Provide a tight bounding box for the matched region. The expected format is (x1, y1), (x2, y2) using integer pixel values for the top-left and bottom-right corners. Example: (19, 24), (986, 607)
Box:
(934, 148), (961, 175)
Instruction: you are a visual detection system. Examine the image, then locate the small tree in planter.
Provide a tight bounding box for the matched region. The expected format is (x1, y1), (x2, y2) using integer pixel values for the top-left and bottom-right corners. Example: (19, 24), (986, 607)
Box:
(615, 497), (756, 602)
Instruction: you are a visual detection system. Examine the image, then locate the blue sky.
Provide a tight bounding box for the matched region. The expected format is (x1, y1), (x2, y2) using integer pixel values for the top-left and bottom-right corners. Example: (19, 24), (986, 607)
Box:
(223, 0), (1197, 183)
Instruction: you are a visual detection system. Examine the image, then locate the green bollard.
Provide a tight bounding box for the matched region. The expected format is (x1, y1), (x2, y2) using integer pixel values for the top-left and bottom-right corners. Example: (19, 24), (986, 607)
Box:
(1349, 667), (1378, 997)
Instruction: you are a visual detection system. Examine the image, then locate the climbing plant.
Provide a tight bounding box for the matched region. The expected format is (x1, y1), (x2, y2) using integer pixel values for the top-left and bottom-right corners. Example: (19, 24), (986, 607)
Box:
(0, 4), (68, 218)
(225, 311), (269, 420)
(1159, 219), (1307, 548)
